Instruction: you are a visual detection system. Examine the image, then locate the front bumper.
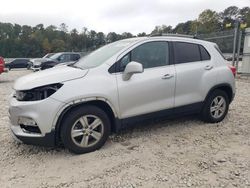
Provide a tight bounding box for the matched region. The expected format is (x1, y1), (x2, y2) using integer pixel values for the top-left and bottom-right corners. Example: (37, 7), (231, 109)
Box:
(10, 127), (55, 147)
(31, 67), (41, 71)
(9, 96), (64, 147)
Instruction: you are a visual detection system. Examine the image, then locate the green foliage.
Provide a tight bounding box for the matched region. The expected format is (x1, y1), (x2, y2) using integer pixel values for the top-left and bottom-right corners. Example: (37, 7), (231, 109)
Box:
(0, 6), (249, 57)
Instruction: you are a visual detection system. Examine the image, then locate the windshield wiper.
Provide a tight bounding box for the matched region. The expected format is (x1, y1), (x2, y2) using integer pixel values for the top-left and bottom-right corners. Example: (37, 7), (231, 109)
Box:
(67, 64), (83, 69)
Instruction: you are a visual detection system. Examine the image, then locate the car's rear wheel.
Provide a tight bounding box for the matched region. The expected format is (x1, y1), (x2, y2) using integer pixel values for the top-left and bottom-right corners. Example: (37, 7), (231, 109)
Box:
(60, 105), (111, 154)
(201, 89), (229, 123)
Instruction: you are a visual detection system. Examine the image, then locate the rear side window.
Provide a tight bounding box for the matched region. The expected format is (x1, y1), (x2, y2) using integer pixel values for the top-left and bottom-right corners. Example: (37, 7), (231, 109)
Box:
(199, 45), (210, 61)
(174, 42), (201, 64)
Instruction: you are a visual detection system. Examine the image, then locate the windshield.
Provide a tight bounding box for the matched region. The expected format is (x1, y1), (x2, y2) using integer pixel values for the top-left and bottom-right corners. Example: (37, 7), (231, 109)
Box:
(43, 53), (55, 58)
(74, 39), (138, 69)
(49, 53), (62, 60)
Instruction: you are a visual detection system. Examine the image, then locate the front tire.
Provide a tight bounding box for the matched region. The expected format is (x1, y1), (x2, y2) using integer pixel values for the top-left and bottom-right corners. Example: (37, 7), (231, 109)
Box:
(60, 105), (111, 154)
(201, 89), (229, 123)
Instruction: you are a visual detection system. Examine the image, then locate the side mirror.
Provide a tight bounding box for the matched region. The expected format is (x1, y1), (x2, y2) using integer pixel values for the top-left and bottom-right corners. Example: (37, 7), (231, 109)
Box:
(122, 61), (143, 81)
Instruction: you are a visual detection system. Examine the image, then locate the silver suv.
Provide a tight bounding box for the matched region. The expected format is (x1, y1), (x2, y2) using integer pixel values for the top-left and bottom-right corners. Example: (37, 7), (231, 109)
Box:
(9, 36), (236, 154)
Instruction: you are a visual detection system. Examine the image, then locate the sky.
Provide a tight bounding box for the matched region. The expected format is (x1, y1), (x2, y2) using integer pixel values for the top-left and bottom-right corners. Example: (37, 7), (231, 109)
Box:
(0, 0), (249, 34)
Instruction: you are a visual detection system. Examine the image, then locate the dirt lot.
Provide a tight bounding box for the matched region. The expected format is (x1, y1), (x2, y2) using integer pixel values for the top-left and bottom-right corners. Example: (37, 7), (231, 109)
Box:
(0, 70), (249, 188)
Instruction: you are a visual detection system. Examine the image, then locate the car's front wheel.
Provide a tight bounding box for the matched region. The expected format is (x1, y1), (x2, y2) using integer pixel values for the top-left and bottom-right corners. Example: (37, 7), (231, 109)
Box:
(201, 89), (229, 123)
(60, 105), (111, 154)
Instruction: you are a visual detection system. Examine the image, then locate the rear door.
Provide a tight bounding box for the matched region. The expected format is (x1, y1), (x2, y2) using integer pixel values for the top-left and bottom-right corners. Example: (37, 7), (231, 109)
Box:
(173, 41), (216, 108)
(115, 41), (176, 119)
(19, 59), (28, 68)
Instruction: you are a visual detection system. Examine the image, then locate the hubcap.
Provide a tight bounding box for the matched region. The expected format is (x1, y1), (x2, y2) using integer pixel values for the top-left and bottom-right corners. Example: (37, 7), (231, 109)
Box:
(210, 96), (226, 119)
(71, 115), (104, 148)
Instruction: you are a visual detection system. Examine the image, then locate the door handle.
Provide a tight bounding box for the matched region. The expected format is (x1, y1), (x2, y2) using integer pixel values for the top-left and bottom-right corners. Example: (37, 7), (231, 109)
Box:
(204, 65), (213, 70)
(162, 74), (174, 79)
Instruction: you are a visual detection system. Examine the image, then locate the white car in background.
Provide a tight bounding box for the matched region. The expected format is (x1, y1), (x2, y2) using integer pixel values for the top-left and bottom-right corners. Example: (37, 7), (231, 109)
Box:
(29, 53), (55, 71)
(9, 36), (236, 154)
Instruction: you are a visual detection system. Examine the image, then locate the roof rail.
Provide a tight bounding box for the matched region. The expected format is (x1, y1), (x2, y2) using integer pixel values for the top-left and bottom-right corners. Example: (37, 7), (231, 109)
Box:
(150, 33), (199, 39)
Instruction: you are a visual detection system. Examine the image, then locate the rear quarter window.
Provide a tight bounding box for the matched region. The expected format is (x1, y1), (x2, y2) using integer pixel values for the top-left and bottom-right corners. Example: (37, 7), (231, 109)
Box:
(174, 42), (201, 64)
(214, 45), (226, 60)
(199, 45), (211, 61)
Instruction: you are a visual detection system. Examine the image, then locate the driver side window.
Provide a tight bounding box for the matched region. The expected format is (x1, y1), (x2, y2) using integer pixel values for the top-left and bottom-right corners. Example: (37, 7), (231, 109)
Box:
(131, 41), (169, 69)
(119, 41), (169, 72)
(58, 54), (71, 63)
(108, 41), (170, 73)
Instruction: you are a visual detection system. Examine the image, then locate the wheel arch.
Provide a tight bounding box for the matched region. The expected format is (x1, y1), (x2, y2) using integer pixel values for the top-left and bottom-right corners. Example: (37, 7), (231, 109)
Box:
(205, 83), (234, 103)
(53, 98), (119, 145)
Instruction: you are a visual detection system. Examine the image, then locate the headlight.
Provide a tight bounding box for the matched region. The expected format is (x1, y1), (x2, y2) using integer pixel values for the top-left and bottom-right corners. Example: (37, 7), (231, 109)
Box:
(15, 83), (63, 101)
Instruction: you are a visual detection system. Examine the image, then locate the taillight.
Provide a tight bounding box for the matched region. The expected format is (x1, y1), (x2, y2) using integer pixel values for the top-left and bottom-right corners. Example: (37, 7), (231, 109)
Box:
(228, 64), (236, 77)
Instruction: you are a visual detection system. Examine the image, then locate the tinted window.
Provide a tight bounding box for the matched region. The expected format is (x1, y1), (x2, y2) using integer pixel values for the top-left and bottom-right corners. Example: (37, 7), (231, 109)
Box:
(131, 41), (169, 69)
(13, 59), (27, 64)
(58, 54), (71, 62)
(71, 54), (80, 61)
(174, 42), (201, 64)
(199, 45), (210, 61)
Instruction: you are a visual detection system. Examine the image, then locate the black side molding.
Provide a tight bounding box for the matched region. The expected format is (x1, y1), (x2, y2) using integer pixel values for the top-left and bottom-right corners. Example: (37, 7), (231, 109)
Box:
(114, 102), (203, 132)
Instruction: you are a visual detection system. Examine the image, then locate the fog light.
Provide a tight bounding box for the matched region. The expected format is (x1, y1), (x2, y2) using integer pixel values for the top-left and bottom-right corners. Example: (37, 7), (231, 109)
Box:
(18, 117), (37, 126)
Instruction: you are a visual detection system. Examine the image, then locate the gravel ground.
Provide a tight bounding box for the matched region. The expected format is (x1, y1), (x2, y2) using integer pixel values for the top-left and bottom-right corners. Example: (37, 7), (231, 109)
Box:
(0, 70), (250, 188)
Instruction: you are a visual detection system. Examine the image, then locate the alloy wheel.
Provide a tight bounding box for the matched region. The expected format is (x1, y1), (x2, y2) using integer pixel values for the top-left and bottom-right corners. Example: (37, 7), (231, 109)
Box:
(71, 115), (104, 148)
(210, 96), (226, 119)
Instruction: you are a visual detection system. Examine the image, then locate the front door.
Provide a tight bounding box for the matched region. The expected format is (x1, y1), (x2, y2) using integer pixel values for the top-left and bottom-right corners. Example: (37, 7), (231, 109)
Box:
(116, 41), (176, 119)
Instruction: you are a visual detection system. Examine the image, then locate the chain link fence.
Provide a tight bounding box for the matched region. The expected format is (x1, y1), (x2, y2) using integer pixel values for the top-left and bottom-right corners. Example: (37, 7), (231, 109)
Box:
(198, 29), (246, 73)
(198, 29), (235, 54)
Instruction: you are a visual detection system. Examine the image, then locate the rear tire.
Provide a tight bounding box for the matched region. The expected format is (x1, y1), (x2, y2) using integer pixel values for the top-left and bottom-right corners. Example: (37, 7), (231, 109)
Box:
(201, 89), (229, 123)
(60, 105), (111, 154)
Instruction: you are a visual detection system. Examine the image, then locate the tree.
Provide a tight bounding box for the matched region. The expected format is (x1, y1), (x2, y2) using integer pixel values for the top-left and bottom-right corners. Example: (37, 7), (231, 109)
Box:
(197, 9), (221, 33)
(239, 7), (250, 27)
(137, 32), (147, 37)
(151, 25), (173, 35)
(59, 23), (68, 33)
(106, 32), (119, 43)
(173, 21), (194, 34)
(219, 6), (240, 29)
(51, 39), (65, 52)
(96, 32), (106, 46)
(121, 32), (133, 39)
(42, 38), (51, 53)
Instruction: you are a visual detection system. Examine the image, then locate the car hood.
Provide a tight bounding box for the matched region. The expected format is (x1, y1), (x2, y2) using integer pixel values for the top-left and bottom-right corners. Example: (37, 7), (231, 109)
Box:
(14, 66), (88, 90)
